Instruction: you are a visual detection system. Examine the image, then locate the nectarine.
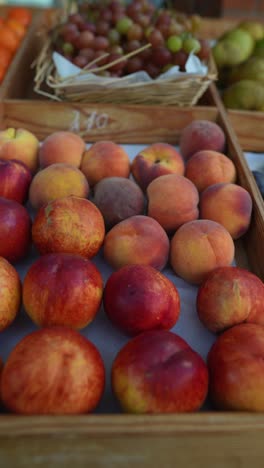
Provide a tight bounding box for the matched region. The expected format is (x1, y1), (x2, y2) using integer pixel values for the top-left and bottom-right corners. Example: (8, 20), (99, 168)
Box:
(39, 131), (85, 168)
(131, 142), (184, 191)
(170, 219), (235, 284)
(23, 253), (103, 329)
(1, 326), (105, 414)
(80, 141), (130, 187)
(32, 196), (105, 258)
(179, 120), (226, 160)
(0, 257), (21, 331)
(103, 264), (180, 335)
(112, 330), (209, 413)
(103, 215), (170, 271)
(197, 266), (264, 333)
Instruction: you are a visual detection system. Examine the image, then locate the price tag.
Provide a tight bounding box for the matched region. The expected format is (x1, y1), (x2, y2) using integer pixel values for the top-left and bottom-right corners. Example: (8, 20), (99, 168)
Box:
(69, 110), (109, 133)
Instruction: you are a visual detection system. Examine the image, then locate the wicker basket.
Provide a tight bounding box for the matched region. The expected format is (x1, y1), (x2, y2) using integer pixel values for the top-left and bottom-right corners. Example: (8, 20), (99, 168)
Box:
(33, 26), (218, 106)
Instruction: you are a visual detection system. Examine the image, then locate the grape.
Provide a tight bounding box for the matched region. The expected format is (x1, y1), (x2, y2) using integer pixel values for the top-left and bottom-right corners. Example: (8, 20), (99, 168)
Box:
(76, 31), (95, 49)
(96, 21), (110, 36)
(62, 42), (74, 56)
(182, 37), (201, 54)
(69, 13), (84, 28)
(100, 8), (113, 22)
(169, 21), (184, 36)
(62, 29), (79, 46)
(93, 36), (110, 51)
(125, 56), (144, 74)
(127, 23), (143, 41)
(78, 22), (96, 33)
(166, 35), (182, 53)
(172, 49), (188, 70)
(126, 2), (142, 20)
(143, 61), (160, 78)
(108, 28), (121, 45)
(107, 53), (127, 72)
(197, 39), (211, 61)
(61, 23), (78, 36)
(72, 55), (88, 68)
(136, 13), (151, 28)
(138, 45), (152, 61)
(109, 44), (124, 55)
(116, 16), (133, 35)
(156, 23), (170, 39)
(93, 50), (109, 66)
(123, 39), (141, 53)
(156, 11), (171, 27)
(147, 29), (164, 47)
(151, 46), (172, 67)
(79, 48), (95, 62)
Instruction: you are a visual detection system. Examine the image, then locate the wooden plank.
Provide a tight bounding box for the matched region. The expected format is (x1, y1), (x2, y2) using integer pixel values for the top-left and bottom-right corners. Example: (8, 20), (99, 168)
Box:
(0, 414), (264, 467)
(227, 109), (264, 153)
(0, 100), (219, 143)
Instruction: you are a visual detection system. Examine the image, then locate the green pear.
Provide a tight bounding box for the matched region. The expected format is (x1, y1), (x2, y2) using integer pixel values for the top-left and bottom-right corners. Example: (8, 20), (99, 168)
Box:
(213, 28), (254, 68)
(239, 20), (264, 41)
(228, 56), (264, 85)
(253, 38), (264, 58)
(222, 79), (264, 110)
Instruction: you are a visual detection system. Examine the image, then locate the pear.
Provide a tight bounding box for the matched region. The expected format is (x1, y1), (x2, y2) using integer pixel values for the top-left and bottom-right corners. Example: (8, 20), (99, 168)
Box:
(213, 28), (254, 68)
(228, 56), (264, 86)
(253, 38), (264, 58)
(239, 20), (264, 41)
(222, 79), (264, 110)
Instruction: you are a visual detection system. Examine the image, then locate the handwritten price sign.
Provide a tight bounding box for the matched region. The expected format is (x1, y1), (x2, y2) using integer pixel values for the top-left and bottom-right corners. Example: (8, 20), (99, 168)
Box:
(69, 110), (109, 133)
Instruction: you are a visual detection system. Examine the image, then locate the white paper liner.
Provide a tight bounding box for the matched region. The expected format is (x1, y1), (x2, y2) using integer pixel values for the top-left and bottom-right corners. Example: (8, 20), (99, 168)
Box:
(52, 50), (208, 84)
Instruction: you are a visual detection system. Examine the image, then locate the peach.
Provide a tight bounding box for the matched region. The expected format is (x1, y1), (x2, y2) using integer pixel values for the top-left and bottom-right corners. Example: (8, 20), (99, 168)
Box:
(39, 131), (85, 168)
(131, 142), (185, 191)
(29, 163), (90, 210)
(170, 219), (235, 285)
(208, 323), (264, 411)
(23, 253), (103, 329)
(179, 120), (226, 160)
(0, 257), (21, 331)
(0, 197), (31, 263)
(93, 177), (145, 230)
(103, 264), (180, 335)
(197, 266), (264, 333)
(1, 326), (105, 414)
(185, 150), (237, 192)
(147, 174), (199, 234)
(80, 141), (130, 187)
(103, 215), (170, 271)
(0, 128), (39, 173)
(111, 330), (209, 413)
(32, 196), (105, 258)
(0, 159), (32, 204)
(200, 182), (253, 239)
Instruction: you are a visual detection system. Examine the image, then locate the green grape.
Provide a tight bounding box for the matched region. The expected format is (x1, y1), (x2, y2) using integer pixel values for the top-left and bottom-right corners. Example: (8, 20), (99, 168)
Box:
(116, 16), (134, 35)
(166, 35), (183, 53)
(182, 37), (201, 54)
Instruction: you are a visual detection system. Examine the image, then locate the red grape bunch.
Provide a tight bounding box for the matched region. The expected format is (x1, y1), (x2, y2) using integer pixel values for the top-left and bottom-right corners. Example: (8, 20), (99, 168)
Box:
(53, 0), (211, 78)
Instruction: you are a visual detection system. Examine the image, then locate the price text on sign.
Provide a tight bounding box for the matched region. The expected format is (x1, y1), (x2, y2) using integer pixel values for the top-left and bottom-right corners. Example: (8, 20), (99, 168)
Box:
(70, 111), (109, 133)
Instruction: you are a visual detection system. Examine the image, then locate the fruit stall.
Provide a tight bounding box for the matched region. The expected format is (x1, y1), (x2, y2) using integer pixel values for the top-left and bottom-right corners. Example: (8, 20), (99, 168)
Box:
(1, 2), (264, 468)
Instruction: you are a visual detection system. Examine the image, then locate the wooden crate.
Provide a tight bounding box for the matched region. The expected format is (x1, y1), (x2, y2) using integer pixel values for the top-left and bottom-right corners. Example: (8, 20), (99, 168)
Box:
(0, 101), (264, 468)
(0, 7), (46, 102)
